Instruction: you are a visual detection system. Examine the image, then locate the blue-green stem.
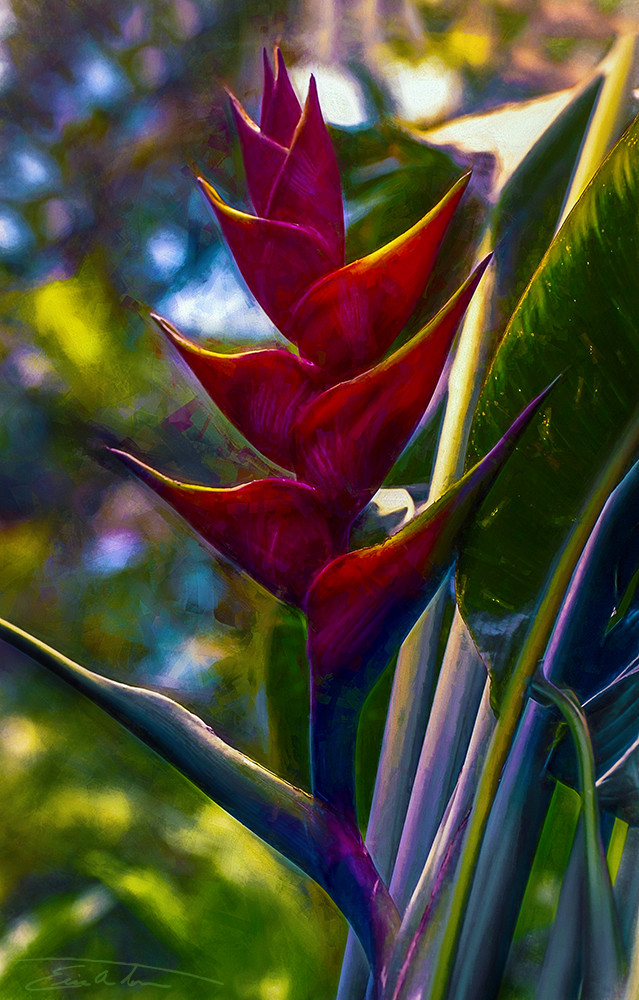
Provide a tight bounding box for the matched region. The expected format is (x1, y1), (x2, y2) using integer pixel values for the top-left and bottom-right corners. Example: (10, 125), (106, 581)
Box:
(386, 679), (494, 1000)
(389, 609), (486, 910)
(336, 577), (452, 1000)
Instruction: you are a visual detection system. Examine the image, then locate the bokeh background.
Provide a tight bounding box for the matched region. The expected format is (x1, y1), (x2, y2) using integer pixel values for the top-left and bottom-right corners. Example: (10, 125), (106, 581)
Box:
(0, 1), (638, 997)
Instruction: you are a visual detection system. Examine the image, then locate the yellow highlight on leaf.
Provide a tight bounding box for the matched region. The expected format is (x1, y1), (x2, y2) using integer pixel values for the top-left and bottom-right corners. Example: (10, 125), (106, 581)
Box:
(447, 31), (491, 69)
(32, 267), (113, 369)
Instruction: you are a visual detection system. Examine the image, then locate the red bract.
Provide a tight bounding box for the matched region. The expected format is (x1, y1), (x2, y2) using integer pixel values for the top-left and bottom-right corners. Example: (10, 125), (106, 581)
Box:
(121, 48), (488, 623)
(197, 178), (338, 328)
(288, 172), (470, 379)
(108, 451), (341, 605)
(200, 49), (469, 362)
(151, 313), (327, 471)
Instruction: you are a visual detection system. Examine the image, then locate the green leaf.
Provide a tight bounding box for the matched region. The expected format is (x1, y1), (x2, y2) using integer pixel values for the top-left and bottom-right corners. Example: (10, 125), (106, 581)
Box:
(384, 76), (602, 490)
(489, 74), (602, 336)
(456, 112), (639, 708)
(331, 120), (462, 258)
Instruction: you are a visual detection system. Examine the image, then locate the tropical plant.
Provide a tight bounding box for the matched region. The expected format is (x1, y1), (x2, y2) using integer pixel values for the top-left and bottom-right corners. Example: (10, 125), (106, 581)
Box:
(2, 34), (639, 1000)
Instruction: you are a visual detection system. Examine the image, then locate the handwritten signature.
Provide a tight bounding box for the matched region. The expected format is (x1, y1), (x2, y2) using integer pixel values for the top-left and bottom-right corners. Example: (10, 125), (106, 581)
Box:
(17, 958), (223, 991)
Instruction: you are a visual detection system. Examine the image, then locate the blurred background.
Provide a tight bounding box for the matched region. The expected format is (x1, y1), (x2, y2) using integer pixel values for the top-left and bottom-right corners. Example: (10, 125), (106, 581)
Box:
(0, 0), (638, 997)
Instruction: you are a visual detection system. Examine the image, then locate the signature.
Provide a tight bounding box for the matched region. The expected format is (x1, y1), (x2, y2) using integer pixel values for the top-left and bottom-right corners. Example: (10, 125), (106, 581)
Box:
(17, 958), (223, 991)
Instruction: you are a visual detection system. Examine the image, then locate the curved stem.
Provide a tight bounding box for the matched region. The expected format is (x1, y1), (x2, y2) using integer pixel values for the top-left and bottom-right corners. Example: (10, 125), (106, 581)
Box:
(532, 675), (624, 1000)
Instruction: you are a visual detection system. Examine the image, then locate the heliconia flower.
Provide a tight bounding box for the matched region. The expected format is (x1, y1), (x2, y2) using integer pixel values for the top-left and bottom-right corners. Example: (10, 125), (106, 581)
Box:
(152, 255), (488, 493)
(109, 262), (490, 612)
(305, 383), (556, 813)
(107, 452), (342, 605)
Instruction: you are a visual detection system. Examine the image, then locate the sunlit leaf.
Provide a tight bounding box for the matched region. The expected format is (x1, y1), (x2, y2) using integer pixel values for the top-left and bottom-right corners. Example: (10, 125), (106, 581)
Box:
(456, 113), (639, 707)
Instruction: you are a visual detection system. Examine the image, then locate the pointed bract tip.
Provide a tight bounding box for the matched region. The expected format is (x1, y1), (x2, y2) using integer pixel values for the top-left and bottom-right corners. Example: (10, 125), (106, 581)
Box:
(106, 448), (199, 494)
(196, 175), (226, 211)
(304, 74), (324, 118)
(469, 252), (493, 286)
(262, 46), (274, 80)
(149, 312), (195, 353)
(511, 375), (561, 432)
(227, 88), (256, 126)
(106, 446), (151, 475)
(451, 170), (472, 196)
(471, 375), (562, 484)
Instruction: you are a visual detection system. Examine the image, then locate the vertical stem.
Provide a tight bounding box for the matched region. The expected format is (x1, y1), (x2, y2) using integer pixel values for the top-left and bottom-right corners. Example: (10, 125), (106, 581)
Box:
(619, 830), (639, 1000)
(386, 680), (494, 1000)
(365, 577), (452, 885)
(389, 610), (486, 910)
(428, 231), (495, 502)
(557, 34), (636, 230)
(615, 826), (639, 955)
(535, 819), (584, 1000)
(336, 577), (451, 1000)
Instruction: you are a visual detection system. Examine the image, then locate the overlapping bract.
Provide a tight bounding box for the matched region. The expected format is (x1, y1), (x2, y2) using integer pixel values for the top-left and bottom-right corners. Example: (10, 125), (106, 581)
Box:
(115, 48), (504, 612)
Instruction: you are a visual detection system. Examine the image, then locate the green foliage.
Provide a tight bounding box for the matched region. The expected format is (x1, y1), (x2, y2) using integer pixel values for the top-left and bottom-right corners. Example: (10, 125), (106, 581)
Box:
(457, 112), (639, 706)
(0, 660), (345, 999)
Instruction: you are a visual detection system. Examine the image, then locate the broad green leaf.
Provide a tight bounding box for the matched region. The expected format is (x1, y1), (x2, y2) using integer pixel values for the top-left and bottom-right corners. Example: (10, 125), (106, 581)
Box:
(384, 76), (601, 489)
(330, 120), (462, 258)
(456, 112), (639, 708)
(489, 74), (602, 336)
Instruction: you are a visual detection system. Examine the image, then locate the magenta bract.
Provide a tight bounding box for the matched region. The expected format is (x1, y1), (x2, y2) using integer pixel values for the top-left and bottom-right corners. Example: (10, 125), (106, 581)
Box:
(109, 451), (342, 605)
(124, 49), (495, 627)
